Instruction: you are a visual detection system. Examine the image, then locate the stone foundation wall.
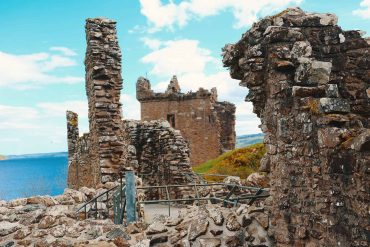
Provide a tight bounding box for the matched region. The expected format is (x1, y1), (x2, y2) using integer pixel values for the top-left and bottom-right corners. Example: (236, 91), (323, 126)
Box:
(137, 76), (236, 166)
(223, 7), (369, 247)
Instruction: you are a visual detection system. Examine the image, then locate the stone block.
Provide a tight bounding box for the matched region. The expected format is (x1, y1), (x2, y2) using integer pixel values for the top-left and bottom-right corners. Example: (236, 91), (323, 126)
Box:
(319, 98), (350, 113)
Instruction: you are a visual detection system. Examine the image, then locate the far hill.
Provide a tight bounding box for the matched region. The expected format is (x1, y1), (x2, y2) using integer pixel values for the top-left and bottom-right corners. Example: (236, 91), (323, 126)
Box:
(0, 155), (6, 160)
(236, 133), (264, 148)
(193, 143), (265, 181)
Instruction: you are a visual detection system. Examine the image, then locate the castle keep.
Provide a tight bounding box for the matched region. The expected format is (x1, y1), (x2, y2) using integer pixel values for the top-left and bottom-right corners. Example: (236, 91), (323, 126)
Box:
(136, 76), (236, 165)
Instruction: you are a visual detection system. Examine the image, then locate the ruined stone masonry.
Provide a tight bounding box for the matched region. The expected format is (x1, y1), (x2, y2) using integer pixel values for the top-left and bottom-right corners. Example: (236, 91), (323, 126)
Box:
(85, 18), (128, 182)
(223, 7), (370, 247)
(136, 76), (236, 166)
(124, 120), (196, 199)
(67, 18), (197, 192)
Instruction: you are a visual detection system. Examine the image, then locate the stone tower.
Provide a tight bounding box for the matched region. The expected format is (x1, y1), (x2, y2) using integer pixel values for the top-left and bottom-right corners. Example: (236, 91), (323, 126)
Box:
(84, 18), (128, 183)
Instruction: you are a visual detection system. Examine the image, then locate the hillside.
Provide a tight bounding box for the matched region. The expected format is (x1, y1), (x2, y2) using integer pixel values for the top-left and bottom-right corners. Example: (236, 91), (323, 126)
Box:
(0, 155), (6, 160)
(236, 133), (264, 148)
(193, 143), (265, 181)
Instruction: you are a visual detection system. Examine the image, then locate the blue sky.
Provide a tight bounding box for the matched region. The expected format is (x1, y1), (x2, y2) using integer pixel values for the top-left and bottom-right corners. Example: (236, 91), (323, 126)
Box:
(0, 0), (369, 155)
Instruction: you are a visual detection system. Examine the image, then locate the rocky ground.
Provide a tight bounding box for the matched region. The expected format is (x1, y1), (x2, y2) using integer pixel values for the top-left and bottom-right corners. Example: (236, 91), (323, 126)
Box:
(0, 183), (270, 247)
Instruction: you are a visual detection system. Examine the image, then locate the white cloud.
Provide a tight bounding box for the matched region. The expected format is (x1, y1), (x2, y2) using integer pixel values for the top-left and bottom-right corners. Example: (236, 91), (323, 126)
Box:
(0, 101), (90, 154)
(139, 0), (302, 32)
(0, 49), (83, 89)
(121, 94), (141, 120)
(353, 0), (370, 19)
(50, 47), (77, 56)
(0, 105), (40, 130)
(141, 39), (216, 77)
(141, 37), (163, 50)
(141, 38), (260, 135)
(37, 100), (88, 119)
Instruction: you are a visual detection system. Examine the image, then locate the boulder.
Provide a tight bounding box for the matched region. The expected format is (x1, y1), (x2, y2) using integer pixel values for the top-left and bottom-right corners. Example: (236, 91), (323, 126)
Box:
(225, 213), (241, 231)
(207, 206), (224, 226)
(27, 196), (57, 206)
(146, 222), (167, 235)
(38, 215), (56, 229)
(0, 222), (20, 236)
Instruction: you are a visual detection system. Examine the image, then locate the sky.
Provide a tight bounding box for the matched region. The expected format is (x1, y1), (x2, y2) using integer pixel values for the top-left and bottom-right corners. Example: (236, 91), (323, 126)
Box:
(0, 0), (369, 155)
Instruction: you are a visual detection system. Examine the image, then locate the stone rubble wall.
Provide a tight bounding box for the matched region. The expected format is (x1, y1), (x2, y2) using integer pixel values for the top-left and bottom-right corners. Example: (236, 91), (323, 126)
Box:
(0, 189), (270, 247)
(123, 120), (198, 199)
(85, 18), (128, 184)
(223, 7), (370, 247)
(136, 76), (236, 166)
(130, 204), (270, 247)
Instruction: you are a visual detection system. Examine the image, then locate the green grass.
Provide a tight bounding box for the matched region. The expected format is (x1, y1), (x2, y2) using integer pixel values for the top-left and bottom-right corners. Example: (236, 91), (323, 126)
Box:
(193, 143), (265, 181)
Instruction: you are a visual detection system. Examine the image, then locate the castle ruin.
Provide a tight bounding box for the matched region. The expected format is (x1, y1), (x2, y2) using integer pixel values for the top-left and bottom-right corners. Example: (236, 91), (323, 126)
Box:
(63, 8), (370, 246)
(223, 7), (370, 247)
(136, 76), (236, 165)
(67, 18), (196, 191)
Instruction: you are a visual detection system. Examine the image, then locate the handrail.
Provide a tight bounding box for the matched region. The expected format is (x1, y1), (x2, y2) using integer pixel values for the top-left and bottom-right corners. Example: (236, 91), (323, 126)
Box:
(113, 185), (126, 224)
(136, 182), (265, 191)
(76, 185), (119, 213)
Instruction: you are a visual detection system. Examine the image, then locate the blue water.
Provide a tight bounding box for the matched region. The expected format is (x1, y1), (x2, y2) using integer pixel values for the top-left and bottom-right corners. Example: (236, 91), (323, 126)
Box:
(0, 153), (68, 201)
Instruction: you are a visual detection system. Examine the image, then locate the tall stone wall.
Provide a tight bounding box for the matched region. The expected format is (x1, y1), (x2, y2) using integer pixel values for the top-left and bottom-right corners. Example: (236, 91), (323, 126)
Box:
(85, 18), (128, 183)
(223, 7), (369, 247)
(136, 76), (236, 165)
(214, 101), (236, 152)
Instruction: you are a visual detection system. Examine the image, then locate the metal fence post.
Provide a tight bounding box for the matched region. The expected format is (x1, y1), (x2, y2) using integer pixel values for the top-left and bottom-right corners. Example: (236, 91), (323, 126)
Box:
(125, 171), (136, 223)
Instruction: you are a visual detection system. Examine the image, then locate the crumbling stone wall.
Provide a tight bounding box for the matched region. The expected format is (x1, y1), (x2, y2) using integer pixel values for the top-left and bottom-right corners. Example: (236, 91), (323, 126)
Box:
(124, 120), (197, 199)
(223, 7), (370, 246)
(136, 76), (236, 165)
(67, 111), (99, 189)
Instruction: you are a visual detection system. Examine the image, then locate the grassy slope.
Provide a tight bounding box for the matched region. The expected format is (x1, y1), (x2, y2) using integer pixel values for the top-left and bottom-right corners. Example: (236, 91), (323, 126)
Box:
(193, 143), (265, 181)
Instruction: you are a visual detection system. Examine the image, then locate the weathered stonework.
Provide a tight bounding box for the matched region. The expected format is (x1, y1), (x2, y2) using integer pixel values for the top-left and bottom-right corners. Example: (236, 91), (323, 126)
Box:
(124, 120), (197, 199)
(66, 111), (79, 158)
(67, 18), (196, 193)
(136, 76), (236, 165)
(223, 7), (370, 246)
(85, 18), (128, 181)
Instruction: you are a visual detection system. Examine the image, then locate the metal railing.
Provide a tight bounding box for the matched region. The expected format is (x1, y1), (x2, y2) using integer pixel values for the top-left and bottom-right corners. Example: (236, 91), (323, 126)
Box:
(76, 171), (269, 224)
(136, 182), (269, 217)
(76, 185), (119, 220)
(113, 185), (126, 224)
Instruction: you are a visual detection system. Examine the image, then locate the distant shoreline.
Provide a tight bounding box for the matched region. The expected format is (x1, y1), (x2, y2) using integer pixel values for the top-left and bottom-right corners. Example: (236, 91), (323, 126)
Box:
(0, 155), (6, 160)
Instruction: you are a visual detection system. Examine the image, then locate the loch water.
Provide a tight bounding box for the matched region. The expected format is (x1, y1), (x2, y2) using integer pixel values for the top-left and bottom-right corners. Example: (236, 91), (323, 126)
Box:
(0, 152), (68, 201)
